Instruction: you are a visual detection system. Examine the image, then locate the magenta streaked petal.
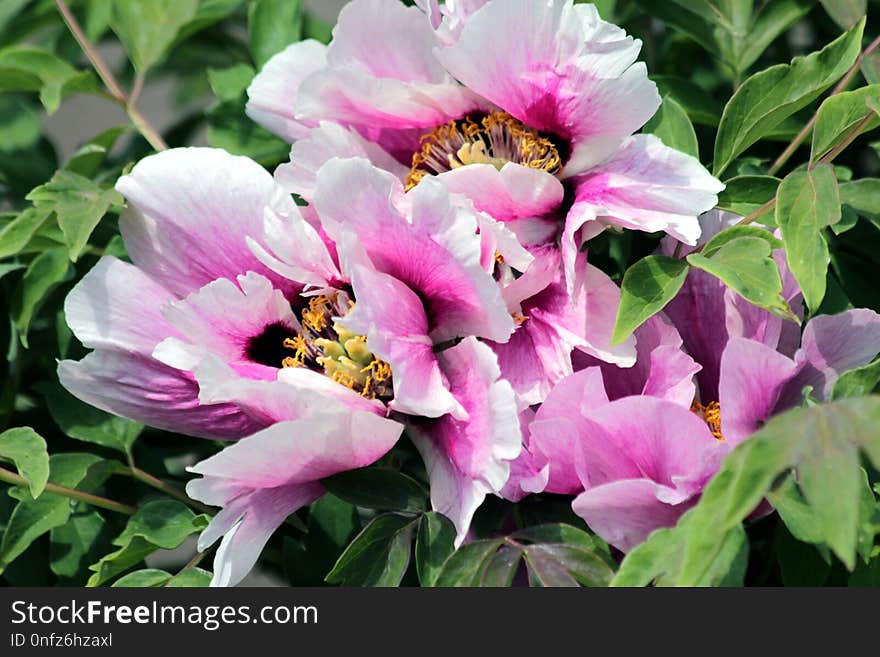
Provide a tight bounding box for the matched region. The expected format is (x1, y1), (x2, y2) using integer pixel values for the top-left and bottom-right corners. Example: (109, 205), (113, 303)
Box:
(58, 351), (263, 440)
(408, 338), (521, 543)
(572, 479), (696, 553)
(116, 148), (298, 297)
(436, 0), (657, 174)
(569, 135), (723, 246)
(315, 158), (513, 343)
(343, 257), (463, 419)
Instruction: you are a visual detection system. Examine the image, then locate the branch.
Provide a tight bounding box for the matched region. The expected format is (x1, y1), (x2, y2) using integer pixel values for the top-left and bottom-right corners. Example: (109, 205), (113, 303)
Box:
(0, 466), (136, 515)
(768, 33), (880, 176)
(54, 0), (168, 152)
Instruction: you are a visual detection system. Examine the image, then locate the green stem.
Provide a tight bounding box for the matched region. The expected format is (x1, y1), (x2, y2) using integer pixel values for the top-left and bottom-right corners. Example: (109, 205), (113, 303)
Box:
(768, 33), (880, 176)
(119, 466), (215, 515)
(0, 466), (136, 515)
(54, 0), (168, 152)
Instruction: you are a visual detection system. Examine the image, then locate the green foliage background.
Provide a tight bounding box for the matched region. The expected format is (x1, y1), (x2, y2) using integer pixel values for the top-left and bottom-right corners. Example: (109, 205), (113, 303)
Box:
(1, 0), (880, 587)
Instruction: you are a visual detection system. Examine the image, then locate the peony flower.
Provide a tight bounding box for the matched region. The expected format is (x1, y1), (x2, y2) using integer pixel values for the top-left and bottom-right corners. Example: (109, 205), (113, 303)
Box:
(531, 213), (880, 552)
(246, 0), (724, 292)
(247, 0), (723, 405)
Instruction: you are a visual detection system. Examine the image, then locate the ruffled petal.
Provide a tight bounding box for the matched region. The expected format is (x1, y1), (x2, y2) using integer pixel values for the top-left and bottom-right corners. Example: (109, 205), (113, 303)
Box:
(568, 135), (723, 248)
(314, 157), (513, 342)
(408, 338), (520, 543)
(151, 272), (296, 379)
(528, 367), (611, 494)
(572, 479), (695, 553)
(116, 147), (298, 297)
(296, 0), (481, 130)
(784, 309), (880, 403)
(343, 255), (464, 419)
(187, 408), (403, 586)
(435, 0), (657, 173)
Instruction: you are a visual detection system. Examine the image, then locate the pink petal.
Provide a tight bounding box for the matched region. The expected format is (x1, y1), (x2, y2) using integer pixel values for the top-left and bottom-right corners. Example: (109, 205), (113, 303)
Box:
(63, 256), (177, 354)
(572, 479), (696, 553)
(274, 122), (408, 201)
(569, 135), (723, 247)
(315, 157), (513, 343)
(435, 163), (564, 221)
(719, 337), (800, 446)
(787, 309), (880, 402)
(296, 0), (481, 129)
(528, 367), (611, 494)
(342, 255), (464, 419)
(245, 39), (328, 142)
(57, 351), (263, 440)
(116, 148), (298, 297)
(152, 272), (296, 377)
(435, 0), (657, 174)
(408, 338), (521, 544)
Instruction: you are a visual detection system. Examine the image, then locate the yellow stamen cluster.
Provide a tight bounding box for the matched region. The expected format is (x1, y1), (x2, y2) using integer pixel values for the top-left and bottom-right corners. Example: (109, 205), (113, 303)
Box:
(405, 111), (562, 190)
(279, 297), (393, 401)
(691, 400), (725, 441)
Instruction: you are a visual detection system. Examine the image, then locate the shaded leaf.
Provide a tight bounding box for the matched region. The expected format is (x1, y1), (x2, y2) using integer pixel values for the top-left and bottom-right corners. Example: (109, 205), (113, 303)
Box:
(0, 426), (48, 498)
(325, 513), (416, 587)
(415, 511), (456, 586)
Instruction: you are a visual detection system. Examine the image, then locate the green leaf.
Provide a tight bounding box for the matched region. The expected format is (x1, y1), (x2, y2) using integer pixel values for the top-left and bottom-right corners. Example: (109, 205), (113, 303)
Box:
(415, 511), (456, 587)
(87, 500), (209, 586)
(525, 544), (614, 587)
(0, 46), (98, 113)
(819, 0), (866, 29)
(480, 546), (522, 587)
(111, 568), (173, 587)
(0, 453), (109, 573)
(642, 95), (698, 158)
(0, 95), (40, 152)
(325, 513), (416, 587)
(701, 225), (783, 257)
(611, 509), (748, 586)
(64, 126), (132, 178)
(434, 539), (504, 586)
(713, 19), (864, 176)
(50, 508), (113, 584)
(686, 236), (794, 319)
(206, 99), (290, 166)
(612, 255), (689, 344)
(10, 247), (73, 348)
(285, 493), (360, 585)
(112, 567), (212, 587)
(166, 567), (212, 587)
(739, 0), (817, 74)
(248, 0), (304, 69)
(27, 170), (122, 262)
(322, 468), (428, 513)
(838, 178), (880, 222)
(832, 358), (880, 399)
(776, 164), (841, 313)
(111, 0), (199, 72)
(0, 426), (48, 498)
(811, 85), (880, 163)
(0, 206), (51, 259)
(39, 382), (143, 456)
(208, 63), (256, 102)
(715, 176), (781, 216)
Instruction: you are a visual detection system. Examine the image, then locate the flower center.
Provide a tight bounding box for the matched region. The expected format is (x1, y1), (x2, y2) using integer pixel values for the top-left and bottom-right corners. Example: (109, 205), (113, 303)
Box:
(691, 400), (725, 441)
(405, 111), (562, 190)
(278, 294), (393, 401)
